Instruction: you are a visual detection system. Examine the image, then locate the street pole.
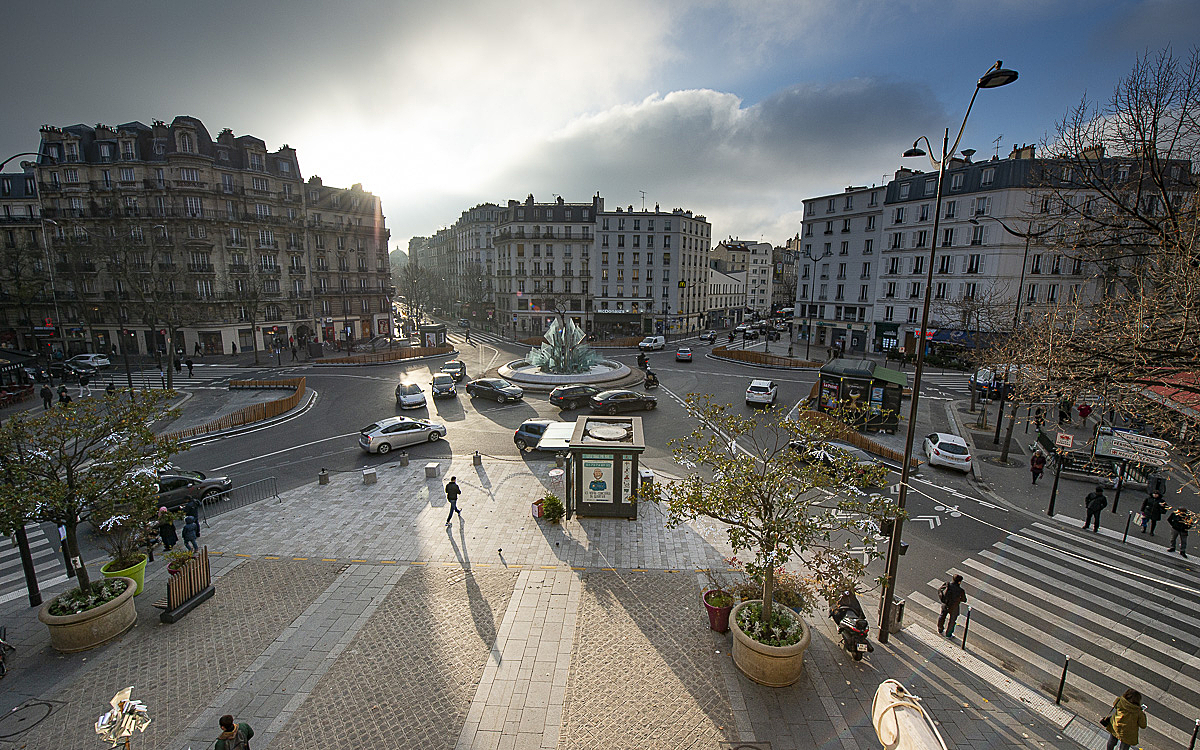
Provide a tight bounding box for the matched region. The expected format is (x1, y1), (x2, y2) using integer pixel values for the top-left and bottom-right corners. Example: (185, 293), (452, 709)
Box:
(1047, 450), (1064, 516)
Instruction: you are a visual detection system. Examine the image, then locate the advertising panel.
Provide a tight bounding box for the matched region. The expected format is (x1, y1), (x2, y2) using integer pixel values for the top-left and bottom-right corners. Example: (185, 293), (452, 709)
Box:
(582, 454), (614, 503)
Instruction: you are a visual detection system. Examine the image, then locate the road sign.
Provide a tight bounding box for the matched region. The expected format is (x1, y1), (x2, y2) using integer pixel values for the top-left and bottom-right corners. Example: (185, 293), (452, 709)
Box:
(1108, 444), (1169, 466)
(1111, 431), (1172, 450)
(1055, 432), (1074, 449)
(1111, 442), (1168, 459)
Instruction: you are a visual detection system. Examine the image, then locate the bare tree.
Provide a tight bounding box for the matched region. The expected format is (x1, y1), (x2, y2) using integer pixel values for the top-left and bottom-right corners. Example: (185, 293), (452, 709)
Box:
(0, 237), (54, 352)
(400, 262), (431, 326)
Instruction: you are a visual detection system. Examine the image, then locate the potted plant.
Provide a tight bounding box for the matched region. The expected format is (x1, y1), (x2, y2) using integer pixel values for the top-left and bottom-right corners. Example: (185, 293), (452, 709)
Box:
(702, 588), (734, 633)
(641, 396), (892, 686)
(0, 391), (184, 652)
(165, 548), (195, 576)
(541, 493), (565, 524)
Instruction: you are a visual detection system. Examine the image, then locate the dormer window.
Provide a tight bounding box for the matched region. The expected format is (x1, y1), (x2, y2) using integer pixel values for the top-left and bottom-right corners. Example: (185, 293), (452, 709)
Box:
(179, 133), (194, 153)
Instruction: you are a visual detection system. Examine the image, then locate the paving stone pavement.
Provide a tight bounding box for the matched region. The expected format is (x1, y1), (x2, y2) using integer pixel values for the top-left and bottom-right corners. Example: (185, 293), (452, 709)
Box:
(0, 456), (1102, 749)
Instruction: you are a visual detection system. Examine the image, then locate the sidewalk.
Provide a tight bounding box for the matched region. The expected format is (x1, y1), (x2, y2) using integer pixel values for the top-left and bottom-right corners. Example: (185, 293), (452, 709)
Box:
(0, 456), (1090, 749)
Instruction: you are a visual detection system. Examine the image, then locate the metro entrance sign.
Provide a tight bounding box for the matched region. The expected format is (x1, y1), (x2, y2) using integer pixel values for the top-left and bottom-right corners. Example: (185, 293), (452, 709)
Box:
(1111, 431), (1172, 450)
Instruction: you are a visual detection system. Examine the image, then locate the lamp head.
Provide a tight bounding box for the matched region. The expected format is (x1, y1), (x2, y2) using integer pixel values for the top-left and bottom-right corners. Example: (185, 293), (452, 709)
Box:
(903, 141), (926, 158)
(978, 61), (1018, 89)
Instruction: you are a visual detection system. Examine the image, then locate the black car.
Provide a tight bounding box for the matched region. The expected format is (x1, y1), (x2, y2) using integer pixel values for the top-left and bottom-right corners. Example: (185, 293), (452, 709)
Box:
(590, 389), (658, 414)
(22, 365), (50, 383)
(430, 372), (457, 398)
(549, 384), (602, 410)
(743, 329), (760, 340)
(466, 377), (524, 403)
(514, 419), (553, 452)
(441, 360), (467, 382)
(49, 362), (97, 382)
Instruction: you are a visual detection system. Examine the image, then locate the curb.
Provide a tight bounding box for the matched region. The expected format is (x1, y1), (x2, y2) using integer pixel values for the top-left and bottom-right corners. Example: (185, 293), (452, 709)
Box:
(945, 400), (987, 483)
(179, 388), (318, 444)
(703, 352), (823, 372)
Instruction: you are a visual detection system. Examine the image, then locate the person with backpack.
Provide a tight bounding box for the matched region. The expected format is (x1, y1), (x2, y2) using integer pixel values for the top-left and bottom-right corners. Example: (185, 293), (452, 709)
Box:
(1140, 492), (1166, 535)
(1167, 506), (1194, 558)
(181, 515), (200, 553)
(1084, 486), (1108, 532)
(937, 574), (967, 638)
(214, 715), (253, 750)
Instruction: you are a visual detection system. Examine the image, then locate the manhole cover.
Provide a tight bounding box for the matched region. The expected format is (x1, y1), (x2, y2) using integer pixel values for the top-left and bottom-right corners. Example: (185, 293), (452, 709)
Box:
(586, 424), (630, 441)
(0, 699), (64, 739)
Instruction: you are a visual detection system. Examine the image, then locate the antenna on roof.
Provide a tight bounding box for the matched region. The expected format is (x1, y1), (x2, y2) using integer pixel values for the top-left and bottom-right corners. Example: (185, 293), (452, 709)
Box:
(640, 190), (646, 211)
(992, 134), (1003, 159)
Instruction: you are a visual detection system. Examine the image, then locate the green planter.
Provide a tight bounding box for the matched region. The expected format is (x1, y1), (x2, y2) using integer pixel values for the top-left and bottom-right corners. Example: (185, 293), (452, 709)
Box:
(101, 554), (148, 596)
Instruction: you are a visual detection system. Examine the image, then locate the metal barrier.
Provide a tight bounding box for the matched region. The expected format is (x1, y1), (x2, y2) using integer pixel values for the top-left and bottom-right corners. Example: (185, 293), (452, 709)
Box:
(200, 476), (280, 526)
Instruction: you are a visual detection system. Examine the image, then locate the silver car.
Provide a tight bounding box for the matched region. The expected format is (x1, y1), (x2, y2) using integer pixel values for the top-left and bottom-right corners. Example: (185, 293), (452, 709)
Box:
(359, 417), (446, 454)
(395, 381), (427, 409)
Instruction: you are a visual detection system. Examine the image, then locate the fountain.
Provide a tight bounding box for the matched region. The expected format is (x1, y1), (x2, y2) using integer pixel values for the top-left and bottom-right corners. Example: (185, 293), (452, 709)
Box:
(498, 317), (633, 390)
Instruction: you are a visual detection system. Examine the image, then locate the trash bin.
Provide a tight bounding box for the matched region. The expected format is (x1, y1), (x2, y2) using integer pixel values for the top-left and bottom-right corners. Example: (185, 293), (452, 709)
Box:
(639, 469), (654, 486)
(531, 499), (543, 518)
(881, 596), (905, 634)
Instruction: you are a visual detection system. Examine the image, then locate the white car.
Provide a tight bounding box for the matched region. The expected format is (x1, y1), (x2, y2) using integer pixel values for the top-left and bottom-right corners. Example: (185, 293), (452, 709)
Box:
(394, 382), (427, 409)
(69, 353), (111, 370)
(923, 432), (973, 472)
(359, 417), (446, 454)
(638, 336), (666, 351)
(746, 379), (778, 406)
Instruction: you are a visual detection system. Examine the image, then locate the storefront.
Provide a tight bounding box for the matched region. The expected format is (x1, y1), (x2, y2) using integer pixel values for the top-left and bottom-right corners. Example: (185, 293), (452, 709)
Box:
(873, 322), (900, 353)
(197, 331), (224, 356)
(593, 310), (644, 338)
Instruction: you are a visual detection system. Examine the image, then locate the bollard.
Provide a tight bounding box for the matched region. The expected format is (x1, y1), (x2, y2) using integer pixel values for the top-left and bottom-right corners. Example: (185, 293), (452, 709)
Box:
(1189, 718), (1199, 750)
(362, 467), (377, 485)
(960, 605), (971, 650)
(472, 451), (482, 466)
(399, 452), (409, 467)
(1122, 511), (1132, 544)
(1056, 655), (1070, 704)
(318, 468), (329, 485)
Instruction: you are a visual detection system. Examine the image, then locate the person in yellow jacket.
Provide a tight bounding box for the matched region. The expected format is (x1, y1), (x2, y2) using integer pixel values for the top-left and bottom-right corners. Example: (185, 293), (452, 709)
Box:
(1105, 687), (1147, 750)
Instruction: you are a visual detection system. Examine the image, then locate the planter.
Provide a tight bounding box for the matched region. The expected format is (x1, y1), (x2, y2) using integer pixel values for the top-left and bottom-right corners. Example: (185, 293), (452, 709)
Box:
(703, 589), (734, 633)
(101, 554), (148, 596)
(38, 577), (138, 653)
(729, 600), (812, 687)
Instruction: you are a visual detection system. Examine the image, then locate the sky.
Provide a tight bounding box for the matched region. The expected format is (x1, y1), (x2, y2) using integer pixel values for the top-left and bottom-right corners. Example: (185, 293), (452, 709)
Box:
(4, 0), (1198, 254)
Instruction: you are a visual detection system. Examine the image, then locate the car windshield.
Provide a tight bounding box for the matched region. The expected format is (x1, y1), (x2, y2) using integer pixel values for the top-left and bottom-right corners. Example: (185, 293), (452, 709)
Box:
(432, 374), (452, 385)
(938, 442), (969, 455)
(748, 385), (770, 393)
(398, 383), (421, 395)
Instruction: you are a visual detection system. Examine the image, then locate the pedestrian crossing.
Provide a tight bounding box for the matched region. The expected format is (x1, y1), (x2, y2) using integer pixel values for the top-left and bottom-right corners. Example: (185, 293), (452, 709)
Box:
(95, 367), (234, 392)
(918, 373), (972, 395)
(905, 520), (1200, 748)
(0, 525), (68, 605)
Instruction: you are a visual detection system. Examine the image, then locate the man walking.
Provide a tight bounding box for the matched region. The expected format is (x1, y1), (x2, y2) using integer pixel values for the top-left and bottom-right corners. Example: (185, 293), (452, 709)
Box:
(79, 372), (91, 398)
(185, 358), (194, 377)
(214, 714), (253, 750)
(445, 476), (462, 526)
(1084, 486), (1108, 532)
(1140, 492), (1166, 535)
(1030, 450), (1046, 485)
(40, 384), (53, 410)
(1167, 506), (1193, 558)
(937, 574), (967, 638)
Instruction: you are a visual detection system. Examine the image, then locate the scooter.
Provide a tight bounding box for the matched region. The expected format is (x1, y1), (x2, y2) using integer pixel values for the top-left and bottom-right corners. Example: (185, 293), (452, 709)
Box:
(644, 372), (659, 390)
(830, 590), (874, 661)
(0, 626), (14, 677)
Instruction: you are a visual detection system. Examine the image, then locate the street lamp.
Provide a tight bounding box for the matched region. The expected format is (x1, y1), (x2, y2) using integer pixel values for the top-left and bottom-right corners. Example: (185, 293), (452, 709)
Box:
(799, 244), (833, 359)
(878, 61), (1018, 645)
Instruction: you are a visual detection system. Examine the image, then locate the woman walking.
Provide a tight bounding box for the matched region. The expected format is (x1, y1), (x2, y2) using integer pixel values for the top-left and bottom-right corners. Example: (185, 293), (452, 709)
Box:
(1103, 687), (1146, 750)
(1029, 451), (1046, 485)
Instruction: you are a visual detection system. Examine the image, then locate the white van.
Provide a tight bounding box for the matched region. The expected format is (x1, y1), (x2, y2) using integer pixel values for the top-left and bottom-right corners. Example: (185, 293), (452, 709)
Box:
(638, 336), (666, 351)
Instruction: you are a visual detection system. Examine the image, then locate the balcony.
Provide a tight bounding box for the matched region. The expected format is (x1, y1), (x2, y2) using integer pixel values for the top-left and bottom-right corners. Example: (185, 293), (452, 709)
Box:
(255, 241), (278, 249)
(228, 263), (250, 274)
(259, 264), (281, 274)
(187, 263), (215, 273)
(287, 291), (307, 299)
(288, 265), (306, 275)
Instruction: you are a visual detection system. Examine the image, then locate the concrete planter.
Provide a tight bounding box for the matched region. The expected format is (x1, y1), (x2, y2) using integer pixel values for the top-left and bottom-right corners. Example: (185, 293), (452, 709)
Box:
(38, 577), (138, 653)
(729, 600), (811, 687)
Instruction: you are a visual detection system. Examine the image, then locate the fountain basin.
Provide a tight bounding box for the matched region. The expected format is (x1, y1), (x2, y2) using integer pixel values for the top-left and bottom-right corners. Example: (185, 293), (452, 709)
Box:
(498, 359), (634, 391)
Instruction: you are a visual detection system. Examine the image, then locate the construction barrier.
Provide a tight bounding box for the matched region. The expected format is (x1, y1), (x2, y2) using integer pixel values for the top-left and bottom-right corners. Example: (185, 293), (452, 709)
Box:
(162, 378), (305, 441)
(320, 345), (453, 365)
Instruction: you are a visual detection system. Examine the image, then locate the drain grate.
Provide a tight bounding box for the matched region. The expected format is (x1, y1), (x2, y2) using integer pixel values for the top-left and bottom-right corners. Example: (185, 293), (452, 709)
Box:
(0, 699), (67, 741)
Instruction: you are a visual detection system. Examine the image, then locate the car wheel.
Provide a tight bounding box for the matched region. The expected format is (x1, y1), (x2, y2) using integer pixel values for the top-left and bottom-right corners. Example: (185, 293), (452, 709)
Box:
(516, 438), (530, 452)
(497, 395), (507, 404)
(428, 431), (441, 442)
(377, 442), (391, 454)
(606, 406), (618, 415)
(201, 489), (221, 504)
(648, 401), (657, 410)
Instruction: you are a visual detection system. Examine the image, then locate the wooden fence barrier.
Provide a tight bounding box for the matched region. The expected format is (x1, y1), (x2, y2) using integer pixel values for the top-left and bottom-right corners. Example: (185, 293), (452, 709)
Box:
(157, 546), (214, 623)
(711, 344), (821, 368)
(320, 345), (453, 365)
(162, 378), (305, 441)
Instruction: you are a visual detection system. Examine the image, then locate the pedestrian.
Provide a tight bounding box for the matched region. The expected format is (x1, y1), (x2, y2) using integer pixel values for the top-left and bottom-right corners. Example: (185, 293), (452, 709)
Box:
(1167, 506), (1193, 558)
(181, 515), (200, 552)
(1058, 396), (1072, 425)
(937, 574), (967, 638)
(214, 714), (254, 750)
(106, 382), (116, 397)
(40, 384), (53, 410)
(445, 475), (462, 526)
(1030, 450), (1046, 485)
(79, 373), (91, 397)
(1084, 486), (1108, 532)
(1077, 402), (1093, 423)
(174, 356), (182, 373)
(57, 385), (71, 405)
(1033, 406), (1046, 432)
(185, 358), (194, 376)
(156, 508), (177, 551)
(194, 341), (202, 356)
(231, 341), (237, 355)
(290, 345), (297, 361)
(184, 497), (201, 523)
(1140, 492), (1165, 535)
(1102, 687), (1146, 750)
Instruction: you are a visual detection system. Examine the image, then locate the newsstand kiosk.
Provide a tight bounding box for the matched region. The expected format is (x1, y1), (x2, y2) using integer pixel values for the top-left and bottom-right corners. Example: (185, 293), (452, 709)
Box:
(565, 416), (646, 520)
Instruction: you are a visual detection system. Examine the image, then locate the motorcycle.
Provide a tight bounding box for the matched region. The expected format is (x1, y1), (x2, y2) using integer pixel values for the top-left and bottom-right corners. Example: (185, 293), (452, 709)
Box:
(644, 372), (659, 390)
(830, 590), (874, 661)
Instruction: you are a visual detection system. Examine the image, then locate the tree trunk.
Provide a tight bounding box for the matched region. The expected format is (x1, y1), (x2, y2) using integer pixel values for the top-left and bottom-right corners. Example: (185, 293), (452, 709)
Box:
(64, 518), (90, 594)
(761, 561), (775, 626)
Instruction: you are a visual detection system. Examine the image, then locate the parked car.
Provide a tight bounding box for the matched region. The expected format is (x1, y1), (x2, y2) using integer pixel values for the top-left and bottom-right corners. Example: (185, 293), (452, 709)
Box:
(969, 365), (1022, 398)
(638, 335), (666, 351)
(154, 469), (233, 510)
(466, 377), (524, 403)
(698, 330), (717, 343)
(430, 372), (457, 398)
(441, 360), (467, 382)
(69, 353), (111, 370)
(514, 419), (554, 452)
(746, 379), (778, 406)
(590, 389), (658, 414)
(359, 416), (447, 454)
(923, 432), (973, 472)
(395, 381), (427, 409)
(743, 329), (760, 340)
(549, 384), (602, 410)
(675, 347), (693, 362)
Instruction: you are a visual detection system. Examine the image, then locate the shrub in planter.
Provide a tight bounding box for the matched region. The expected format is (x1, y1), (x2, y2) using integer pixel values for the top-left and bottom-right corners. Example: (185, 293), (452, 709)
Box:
(541, 493), (565, 524)
(165, 548), (195, 575)
(47, 578), (129, 617)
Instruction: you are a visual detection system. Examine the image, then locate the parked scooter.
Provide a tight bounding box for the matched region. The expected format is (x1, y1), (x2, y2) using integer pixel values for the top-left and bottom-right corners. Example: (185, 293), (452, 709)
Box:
(830, 590), (874, 661)
(0, 626), (14, 677)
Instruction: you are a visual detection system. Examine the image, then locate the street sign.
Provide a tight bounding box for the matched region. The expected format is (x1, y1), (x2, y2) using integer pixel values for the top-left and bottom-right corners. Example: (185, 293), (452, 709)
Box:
(1055, 433), (1074, 449)
(1108, 444), (1169, 466)
(1111, 431), (1172, 450)
(1111, 441), (1169, 459)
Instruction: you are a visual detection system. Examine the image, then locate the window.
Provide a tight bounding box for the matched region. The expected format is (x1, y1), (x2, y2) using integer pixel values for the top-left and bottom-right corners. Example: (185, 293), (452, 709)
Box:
(941, 228), (954, 248)
(914, 230), (928, 248)
(179, 133), (194, 153)
(888, 257), (901, 275)
(824, 221), (834, 234)
(937, 256), (952, 274)
(912, 256), (924, 274)
(861, 262), (871, 278)
(967, 254), (981, 274)
(893, 207), (906, 224)
(195, 280), (213, 297)
(890, 233), (904, 250)
(185, 196), (202, 216)
(1030, 254), (1042, 274)
(1026, 284), (1038, 303)
(980, 168), (995, 186)
(866, 215), (876, 231)
(64, 168), (79, 183)
(884, 305), (894, 321)
(973, 197), (990, 216)
(951, 173), (964, 190)
(1051, 255), (1062, 274)
(859, 284), (869, 302)
(1072, 257), (1083, 275)
(909, 282), (921, 299)
(827, 198), (836, 212)
(970, 225), (987, 245)
(924, 178), (936, 196)
(255, 203), (271, 218)
(181, 168), (200, 183)
(964, 282), (977, 299)
(252, 177), (269, 191)
(935, 282), (947, 299)
(1047, 283), (1059, 303)
(899, 183), (911, 199)
(907, 307), (919, 323)
(837, 263), (847, 279)
(840, 241), (849, 255)
(885, 282), (897, 298)
(844, 195), (854, 210)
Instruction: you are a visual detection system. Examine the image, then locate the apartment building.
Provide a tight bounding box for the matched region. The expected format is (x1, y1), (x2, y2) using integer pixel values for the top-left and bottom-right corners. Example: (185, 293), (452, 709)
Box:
(771, 243), (798, 313)
(711, 240), (772, 315)
(705, 267), (747, 329)
(5, 116), (389, 356)
(0, 166), (46, 350)
(451, 203), (499, 322)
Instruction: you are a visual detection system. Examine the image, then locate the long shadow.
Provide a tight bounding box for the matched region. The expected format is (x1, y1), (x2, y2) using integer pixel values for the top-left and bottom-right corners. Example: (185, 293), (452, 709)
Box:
(448, 520), (501, 664)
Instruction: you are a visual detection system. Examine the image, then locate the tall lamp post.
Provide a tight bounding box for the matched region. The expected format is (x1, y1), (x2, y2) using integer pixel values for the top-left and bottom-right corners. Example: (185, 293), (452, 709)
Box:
(800, 244), (832, 359)
(969, 216), (1056, 458)
(878, 61), (1018, 644)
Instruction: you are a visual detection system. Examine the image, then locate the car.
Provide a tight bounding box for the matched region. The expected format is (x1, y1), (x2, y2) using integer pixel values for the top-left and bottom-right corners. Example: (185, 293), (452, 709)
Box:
(766, 330), (781, 341)
(430, 372), (457, 398)
(154, 469), (233, 510)
(359, 417), (447, 454)
(514, 418), (554, 452)
(792, 440), (885, 485)
(923, 432), (973, 472)
(22, 364), (50, 383)
(549, 384), (602, 410)
(638, 335), (666, 351)
(969, 364), (1023, 398)
(675, 347), (693, 362)
(746, 379), (778, 406)
(458, 318), (470, 328)
(69, 353), (111, 370)
(698, 330), (716, 343)
(441, 360), (467, 382)
(49, 362), (97, 382)
(743, 328), (760, 340)
(734, 324), (750, 333)
(466, 377), (524, 403)
(395, 381), (427, 409)
(590, 389), (658, 414)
